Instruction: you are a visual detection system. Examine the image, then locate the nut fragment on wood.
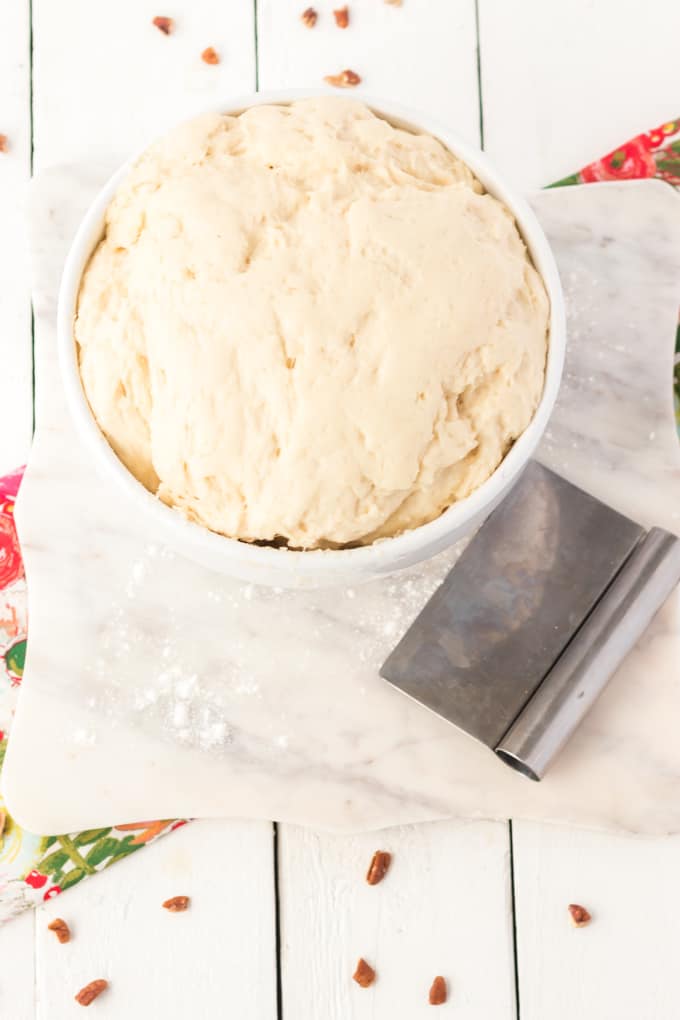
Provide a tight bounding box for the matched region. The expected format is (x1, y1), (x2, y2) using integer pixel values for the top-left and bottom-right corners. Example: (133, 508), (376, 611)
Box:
(301, 7), (318, 28)
(366, 849), (391, 885)
(74, 979), (108, 1006)
(0, 135), (8, 154)
(47, 917), (71, 944)
(429, 976), (447, 1005)
(324, 69), (361, 88)
(201, 46), (220, 65)
(152, 16), (174, 34)
(568, 903), (592, 927)
(353, 958), (376, 988)
(333, 6), (349, 28)
(162, 894), (190, 912)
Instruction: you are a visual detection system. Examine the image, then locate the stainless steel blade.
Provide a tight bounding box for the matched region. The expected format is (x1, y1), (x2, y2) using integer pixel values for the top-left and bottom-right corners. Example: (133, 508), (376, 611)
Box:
(381, 461), (645, 753)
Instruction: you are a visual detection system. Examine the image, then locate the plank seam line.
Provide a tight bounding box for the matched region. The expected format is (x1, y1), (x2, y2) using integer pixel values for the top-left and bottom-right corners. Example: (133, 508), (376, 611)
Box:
(273, 822), (284, 1019)
(474, 0), (485, 149)
(508, 820), (522, 1019)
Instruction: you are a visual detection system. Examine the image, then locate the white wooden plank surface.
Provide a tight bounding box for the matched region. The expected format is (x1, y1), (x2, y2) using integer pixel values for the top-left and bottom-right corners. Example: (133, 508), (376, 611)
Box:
(0, 0), (33, 475)
(513, 823), (680, 1019)
(32, 0), (257, 171)
(0, 910), (35, 1019)
(480, 0), (680, 190)
(257, 0), (481, 143)
(279, 821), (516, 1019)
(2, 0), (680, 1016)
(34, 820), (277, 1020)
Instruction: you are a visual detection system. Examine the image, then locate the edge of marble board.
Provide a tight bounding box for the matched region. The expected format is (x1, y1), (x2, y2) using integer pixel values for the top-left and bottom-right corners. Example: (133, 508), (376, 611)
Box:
(3, 176), (680, 836)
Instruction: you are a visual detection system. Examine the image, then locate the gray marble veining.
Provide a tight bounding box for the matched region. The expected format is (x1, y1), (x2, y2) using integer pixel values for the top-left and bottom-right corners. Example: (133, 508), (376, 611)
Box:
(3, 172), (680, 835)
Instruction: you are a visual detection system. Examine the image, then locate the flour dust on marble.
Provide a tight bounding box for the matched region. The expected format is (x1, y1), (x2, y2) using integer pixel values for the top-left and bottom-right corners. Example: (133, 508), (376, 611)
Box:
(83, 535), (464, 760)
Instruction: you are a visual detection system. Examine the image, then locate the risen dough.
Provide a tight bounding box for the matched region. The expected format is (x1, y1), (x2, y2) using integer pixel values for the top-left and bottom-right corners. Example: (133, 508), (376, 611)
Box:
(75, 97), (549, 548)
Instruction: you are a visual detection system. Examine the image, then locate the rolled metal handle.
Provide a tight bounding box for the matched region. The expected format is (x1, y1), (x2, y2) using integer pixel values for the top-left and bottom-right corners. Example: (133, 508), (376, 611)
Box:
(495, 528), (680, 781)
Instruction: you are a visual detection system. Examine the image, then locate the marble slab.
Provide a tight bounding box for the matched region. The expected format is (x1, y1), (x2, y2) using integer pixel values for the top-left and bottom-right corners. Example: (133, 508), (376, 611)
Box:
(3, 173), (680, 836)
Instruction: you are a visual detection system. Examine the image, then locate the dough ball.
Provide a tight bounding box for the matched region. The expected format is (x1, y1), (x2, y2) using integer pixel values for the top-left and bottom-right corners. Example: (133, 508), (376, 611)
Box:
(75, 98), (549, 549)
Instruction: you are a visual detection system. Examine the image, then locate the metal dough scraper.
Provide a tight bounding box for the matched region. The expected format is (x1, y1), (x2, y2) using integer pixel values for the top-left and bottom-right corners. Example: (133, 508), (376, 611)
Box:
(381, 461), (680, 781)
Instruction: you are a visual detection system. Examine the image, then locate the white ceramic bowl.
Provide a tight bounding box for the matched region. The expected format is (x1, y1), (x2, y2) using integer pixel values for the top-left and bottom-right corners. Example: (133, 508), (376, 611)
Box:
(58, 89), (565, 590)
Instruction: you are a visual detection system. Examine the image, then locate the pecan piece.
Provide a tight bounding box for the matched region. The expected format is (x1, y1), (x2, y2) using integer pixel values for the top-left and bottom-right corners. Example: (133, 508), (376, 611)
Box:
(201, 47), (220, 65)
(163, 894), (190, 912)
(333, 6), (349, 28)
(74, 979), (108, 1006)
(0, 135), (8, 154)
(47, 917), (71, 944)
(366, 850), (391, 885)
(429, 976), (447, 1005)
(324, 69), (361, 88)
(152, 16), (174, 35)
(568, 903), (592, 927)
(301, 7), (317, 28)
(353, 958), (376, 988)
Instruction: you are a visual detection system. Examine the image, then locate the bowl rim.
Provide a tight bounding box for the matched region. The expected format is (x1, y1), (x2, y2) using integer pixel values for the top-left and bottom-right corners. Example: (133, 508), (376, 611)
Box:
(58, 88), (566, 577)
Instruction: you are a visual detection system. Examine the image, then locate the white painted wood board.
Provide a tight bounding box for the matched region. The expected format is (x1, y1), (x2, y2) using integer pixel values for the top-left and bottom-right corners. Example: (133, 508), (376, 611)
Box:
(279, 820), (516, 1019)
(0, 0), (32, 476)
(513, 822), (680, 1020)
(31, 0), (256, 171)
(258, 0), (481, 144)
(34, 819), (278, 1020)
(0, 909), (35, 1018)
(3, 0), (680, 1016)
(479, 0), (680, 190)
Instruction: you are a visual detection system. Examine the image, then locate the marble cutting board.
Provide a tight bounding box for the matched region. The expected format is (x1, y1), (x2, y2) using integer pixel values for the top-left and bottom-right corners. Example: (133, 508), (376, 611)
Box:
(3, 173), (680, 836)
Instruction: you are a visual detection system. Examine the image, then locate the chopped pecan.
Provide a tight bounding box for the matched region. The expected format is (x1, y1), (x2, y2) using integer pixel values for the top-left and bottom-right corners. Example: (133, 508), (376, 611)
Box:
(324, 69), (361, 88)
(201, 46), (220, 65)
(333, 6), (349, 28)
(429, 976), (447, 1005)
(301, 7), (318, 28)
(0, 135), (8, 154)
(152, 16), (174, 34)
(568, 903), (592, 927)
(74, 979), (108, 1006)
(366, 850), (391, 885)
(162, 895), (190, 912)
(47, 917), (71, 944)
(353, 958), (376, 988)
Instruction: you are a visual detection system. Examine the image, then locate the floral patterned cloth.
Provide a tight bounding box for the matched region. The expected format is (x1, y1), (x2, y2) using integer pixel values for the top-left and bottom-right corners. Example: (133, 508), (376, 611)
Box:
(0, 470), (187, 922)
(1, 119), (679, 925)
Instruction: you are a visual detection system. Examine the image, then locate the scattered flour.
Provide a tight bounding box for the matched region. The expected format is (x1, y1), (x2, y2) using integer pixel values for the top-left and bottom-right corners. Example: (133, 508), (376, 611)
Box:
(72, 728), (97, 747)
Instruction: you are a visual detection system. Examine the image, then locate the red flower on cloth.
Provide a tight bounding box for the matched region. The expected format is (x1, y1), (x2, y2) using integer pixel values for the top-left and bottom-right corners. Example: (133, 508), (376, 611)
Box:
(0, 468), (23, 504)
(552, 119), (680, 190)
(0, 514), (23, 589)
(580, 139), (657, 183)
(24, 870), (48, 890)
(0, 469), (23, 589)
